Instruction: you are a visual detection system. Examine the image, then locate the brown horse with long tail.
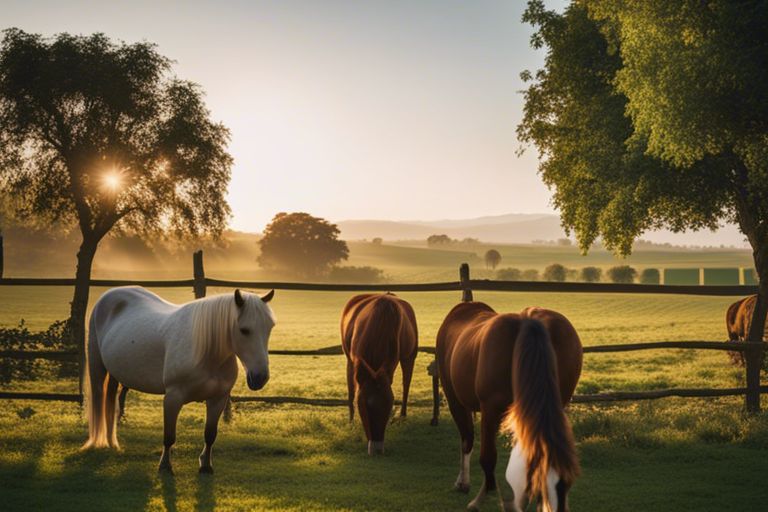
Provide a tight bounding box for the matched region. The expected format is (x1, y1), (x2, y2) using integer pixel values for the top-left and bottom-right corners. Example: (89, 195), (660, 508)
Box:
(341, 293), (418, 455)
(437, 303), (582, 511)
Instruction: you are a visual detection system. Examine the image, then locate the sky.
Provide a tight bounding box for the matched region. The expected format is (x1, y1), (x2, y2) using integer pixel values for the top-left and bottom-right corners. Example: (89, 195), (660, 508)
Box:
(0, 0), (745, 246)
(1, 0), (571, 230)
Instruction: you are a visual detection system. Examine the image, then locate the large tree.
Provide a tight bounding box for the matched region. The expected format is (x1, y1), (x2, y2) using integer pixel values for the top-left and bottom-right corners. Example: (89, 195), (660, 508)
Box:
(519, 1), (768, 339)
(258, 212), (349, 278)
(0, 29), (232, 383)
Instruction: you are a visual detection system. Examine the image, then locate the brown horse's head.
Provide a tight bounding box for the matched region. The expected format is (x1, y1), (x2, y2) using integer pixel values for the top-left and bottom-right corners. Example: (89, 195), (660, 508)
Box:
(355, 359), (394, 455)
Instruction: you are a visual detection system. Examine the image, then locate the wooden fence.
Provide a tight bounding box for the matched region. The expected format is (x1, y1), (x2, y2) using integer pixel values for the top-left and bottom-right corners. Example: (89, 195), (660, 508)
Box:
(1, 250), (766, 419)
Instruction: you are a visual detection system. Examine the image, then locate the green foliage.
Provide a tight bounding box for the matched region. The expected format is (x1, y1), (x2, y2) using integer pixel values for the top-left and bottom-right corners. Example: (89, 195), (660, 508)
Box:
(522, 268), (540, 281)
(744, 268), (759, 285)
(426, 234), (453, 246)
(0, 29), (232, 240)
(639, 268), (660, 285)
(258, 212), (349, 278)
(519, 1), (765, 273)
(543, 263), (568, 282)
(607, 265), (637, 284)
(580, 266), (602, 282)
(483, 249), (501, 270)
(0, 319), (74, 384)
(496, 267), (522, 281)
(327, 265), (385, 284)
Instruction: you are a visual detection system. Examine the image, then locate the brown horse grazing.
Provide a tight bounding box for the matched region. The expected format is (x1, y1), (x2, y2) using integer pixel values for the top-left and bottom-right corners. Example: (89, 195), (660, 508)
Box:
(726, 295), (767, 365)
(341, 293), (418, 455)
(437, 303), (582, 511)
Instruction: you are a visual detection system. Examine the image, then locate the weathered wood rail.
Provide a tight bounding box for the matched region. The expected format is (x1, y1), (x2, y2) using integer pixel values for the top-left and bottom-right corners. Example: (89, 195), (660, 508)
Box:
(1, 252), (766, 417)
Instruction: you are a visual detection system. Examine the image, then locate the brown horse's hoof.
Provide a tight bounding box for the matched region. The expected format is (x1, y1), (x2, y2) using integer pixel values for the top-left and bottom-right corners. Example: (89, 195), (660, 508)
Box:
(454, 482), (470, 494)
(430, 417), (438, 427)
(158, 463), (174, 475)
(199, 465), (214, 475)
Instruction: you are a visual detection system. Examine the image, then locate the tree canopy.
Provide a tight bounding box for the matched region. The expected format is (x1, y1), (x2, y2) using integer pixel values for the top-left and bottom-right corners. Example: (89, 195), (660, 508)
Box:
(484, 249), (502, 270)
(0, 29), (232, 240)
(519, 1), (768, 337)
(258, 212), (349, 278)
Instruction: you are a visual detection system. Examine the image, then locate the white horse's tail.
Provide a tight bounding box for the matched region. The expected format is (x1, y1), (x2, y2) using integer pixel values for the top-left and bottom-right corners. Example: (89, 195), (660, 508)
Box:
(82, 313), (120, 449)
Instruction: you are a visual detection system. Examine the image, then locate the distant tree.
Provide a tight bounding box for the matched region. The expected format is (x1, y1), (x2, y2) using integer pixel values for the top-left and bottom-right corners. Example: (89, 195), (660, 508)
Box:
(520, 1), (768, 340)
(371, 237), (383, 245)
(522, 269), (540, 281)
(484, 249), (502, 270)
(427, 234), (453, 246)
(0, 30), (232, 362)
(258, 212), (349, 278)
(496, 267), (522, 281)
(580, 266), (602, 282)
(328, 265), (385, 283)
(460, 237), (480, 245)
(607, 265), (637, 284)
(543, 263), (567, 282)
(557, 238), (572, 246)
(639, 268), (661, 285)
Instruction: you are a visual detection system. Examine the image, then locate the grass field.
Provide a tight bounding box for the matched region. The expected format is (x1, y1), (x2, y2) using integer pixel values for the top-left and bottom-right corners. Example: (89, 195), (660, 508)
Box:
(1, 244), (767, 511)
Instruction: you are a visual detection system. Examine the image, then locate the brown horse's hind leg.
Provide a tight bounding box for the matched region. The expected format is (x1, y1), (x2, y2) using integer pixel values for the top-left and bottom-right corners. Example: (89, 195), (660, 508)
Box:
(468, 403), (504, 511)
(446, 397), (474, 494)
(346, 359), (355, 421)
(159, 391), (183, 474)
(399, 353), (416, 417)
(199, 393), (229, 474)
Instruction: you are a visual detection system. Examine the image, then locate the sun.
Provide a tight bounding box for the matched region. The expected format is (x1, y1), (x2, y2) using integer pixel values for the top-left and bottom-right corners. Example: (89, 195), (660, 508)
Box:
(103, 171), (123, 192)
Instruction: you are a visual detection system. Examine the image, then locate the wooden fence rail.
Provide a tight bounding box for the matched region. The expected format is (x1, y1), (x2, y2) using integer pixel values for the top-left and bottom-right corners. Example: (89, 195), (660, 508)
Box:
(1, 254), (766, 417)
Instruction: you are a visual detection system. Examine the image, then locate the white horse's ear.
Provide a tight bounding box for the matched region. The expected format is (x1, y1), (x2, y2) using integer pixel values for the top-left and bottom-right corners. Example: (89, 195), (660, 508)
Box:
(260, 289), (275, 303)
(234, 289), (245, 308)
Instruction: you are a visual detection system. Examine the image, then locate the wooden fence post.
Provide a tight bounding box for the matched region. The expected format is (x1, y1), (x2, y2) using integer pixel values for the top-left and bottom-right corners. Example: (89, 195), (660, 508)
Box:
(460, 262), (473, 302)
(745, 292), (766, 412)
(193, 250), (206, 299)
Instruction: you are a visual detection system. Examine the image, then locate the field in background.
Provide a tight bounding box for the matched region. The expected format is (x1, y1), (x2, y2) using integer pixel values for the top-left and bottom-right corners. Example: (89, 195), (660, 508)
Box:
(1, 245), (767, 511)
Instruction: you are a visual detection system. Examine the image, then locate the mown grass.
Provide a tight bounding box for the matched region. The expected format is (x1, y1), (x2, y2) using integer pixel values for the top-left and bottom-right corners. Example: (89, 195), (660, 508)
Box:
(1, 274), (767, 510)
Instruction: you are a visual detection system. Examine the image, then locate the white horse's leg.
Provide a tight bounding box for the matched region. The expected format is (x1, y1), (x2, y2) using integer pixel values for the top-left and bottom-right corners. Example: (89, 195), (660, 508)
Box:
(159, 391), (183, 473)
(199, 393), (230, 474)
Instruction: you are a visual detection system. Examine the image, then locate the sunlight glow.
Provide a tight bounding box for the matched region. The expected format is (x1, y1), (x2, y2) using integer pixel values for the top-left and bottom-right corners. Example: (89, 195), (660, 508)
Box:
(103, 171), (122, 192)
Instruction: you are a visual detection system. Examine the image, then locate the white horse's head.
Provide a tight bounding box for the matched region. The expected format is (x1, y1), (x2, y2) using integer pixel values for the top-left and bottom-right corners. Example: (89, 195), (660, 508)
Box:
(232, 289), (275, 390)
(506, 442), (570, 512)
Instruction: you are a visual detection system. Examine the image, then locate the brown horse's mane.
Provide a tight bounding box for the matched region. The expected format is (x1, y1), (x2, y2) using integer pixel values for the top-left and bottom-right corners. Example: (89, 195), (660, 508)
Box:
(354, 295), (403, 378)
(501, 319), (580, 500)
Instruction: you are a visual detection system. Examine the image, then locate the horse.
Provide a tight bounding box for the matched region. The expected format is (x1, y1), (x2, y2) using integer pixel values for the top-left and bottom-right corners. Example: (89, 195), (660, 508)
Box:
(436, 303), (582, 511)
(82, 286), (275, 474)
(725, 295), (766, 365)
(341, 293), (418, 455)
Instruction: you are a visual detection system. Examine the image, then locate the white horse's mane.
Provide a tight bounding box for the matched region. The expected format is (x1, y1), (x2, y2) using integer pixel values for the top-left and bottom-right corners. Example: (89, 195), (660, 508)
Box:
(190, 292), (273, 366)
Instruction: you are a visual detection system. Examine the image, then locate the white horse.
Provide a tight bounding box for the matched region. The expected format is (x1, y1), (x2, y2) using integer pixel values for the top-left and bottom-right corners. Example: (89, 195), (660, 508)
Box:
(82, 286), (275, 474)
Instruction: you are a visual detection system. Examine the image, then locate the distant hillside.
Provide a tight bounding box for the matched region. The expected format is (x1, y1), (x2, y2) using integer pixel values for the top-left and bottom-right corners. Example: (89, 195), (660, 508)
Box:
(336, 213), (748, 248)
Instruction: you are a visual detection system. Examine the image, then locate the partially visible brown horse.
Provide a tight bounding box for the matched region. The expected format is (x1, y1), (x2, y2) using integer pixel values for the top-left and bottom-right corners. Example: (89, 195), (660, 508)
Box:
(726, 295), (766, 365)
(341, 293), (418, 455)
(437, 303), (582, 511)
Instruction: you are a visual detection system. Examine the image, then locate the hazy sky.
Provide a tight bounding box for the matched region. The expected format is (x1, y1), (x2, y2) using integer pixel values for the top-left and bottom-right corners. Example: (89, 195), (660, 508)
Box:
(2, 0), (573, 232)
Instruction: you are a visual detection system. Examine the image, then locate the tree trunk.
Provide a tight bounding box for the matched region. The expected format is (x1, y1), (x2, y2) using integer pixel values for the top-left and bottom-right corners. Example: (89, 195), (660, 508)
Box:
(71, 235), (98, 400)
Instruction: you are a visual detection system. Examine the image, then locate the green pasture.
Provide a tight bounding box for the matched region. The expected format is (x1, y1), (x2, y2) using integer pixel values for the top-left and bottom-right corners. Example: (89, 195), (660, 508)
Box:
(1, 284), (767, 510)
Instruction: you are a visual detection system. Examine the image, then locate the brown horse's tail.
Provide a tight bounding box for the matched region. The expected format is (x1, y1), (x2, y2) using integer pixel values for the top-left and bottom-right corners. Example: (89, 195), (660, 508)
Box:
(82, 314), (119, 450)
(502, 319), (579, 501)
(726, 298), (743, 341)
